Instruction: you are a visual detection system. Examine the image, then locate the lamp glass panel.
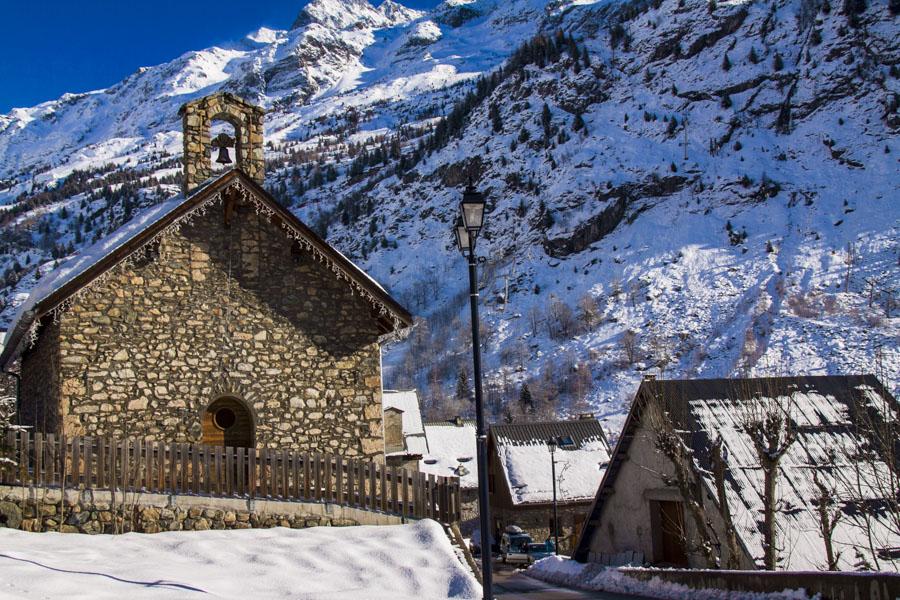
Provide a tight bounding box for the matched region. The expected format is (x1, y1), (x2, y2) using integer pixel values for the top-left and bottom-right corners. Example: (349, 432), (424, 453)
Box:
(456, 224), (471, 251)
(461, 201), (485, 231)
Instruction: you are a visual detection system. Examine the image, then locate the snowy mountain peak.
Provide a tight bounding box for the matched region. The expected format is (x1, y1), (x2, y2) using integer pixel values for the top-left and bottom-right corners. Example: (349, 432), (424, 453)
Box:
(291, 0), (420, 30)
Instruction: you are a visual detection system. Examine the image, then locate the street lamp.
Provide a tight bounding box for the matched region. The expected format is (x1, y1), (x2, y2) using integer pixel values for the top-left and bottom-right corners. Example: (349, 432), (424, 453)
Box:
(547, 437), (559, 555)
(454, 182), (492, 600)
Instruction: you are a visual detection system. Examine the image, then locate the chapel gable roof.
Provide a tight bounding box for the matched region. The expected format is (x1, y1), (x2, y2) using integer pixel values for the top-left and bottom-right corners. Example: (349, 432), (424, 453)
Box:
(0, 170), (412, 369)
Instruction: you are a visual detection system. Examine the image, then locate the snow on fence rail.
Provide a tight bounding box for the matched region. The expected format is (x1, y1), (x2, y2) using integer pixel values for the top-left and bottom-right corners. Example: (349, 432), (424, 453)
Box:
(0, 432), (461, 523)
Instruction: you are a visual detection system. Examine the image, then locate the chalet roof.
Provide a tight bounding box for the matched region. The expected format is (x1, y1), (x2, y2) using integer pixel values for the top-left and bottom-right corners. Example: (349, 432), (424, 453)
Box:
(382, 390), (428, 458)
(490, 419), (611, 506)
(0, 170), (412, 370)
(420, 419), (477, 488)
(572, 375), (900, 571)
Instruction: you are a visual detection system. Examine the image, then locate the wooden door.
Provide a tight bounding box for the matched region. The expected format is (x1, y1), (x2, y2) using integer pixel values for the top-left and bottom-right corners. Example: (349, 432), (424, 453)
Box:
(657, 500), (689, 567)
(202, 397), (254, 448)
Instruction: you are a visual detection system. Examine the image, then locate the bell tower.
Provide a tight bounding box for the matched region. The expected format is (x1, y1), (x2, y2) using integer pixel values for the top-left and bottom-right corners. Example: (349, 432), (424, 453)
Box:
(178, 92), (266, 196)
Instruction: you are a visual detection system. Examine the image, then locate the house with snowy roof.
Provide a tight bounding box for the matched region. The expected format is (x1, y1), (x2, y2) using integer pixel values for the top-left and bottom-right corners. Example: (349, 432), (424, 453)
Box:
(0, 92), (411, 460)
(573, 375), (900, 572)
(420, 417), (478, 531)
(488, 417), (611, 553)
(382, 390), (427, 468)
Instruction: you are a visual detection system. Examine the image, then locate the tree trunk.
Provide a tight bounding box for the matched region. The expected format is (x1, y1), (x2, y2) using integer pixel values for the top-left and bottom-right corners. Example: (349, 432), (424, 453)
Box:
(761, 458), (778, 570)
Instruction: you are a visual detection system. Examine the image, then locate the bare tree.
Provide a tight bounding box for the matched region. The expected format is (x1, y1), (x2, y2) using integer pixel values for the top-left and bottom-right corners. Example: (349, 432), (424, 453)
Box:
(547, 297), (577, 340)
(710, 436), (742, 569)
(620, 329), (640, 365)
(0, 395), (25, 467)
(829, 373), (899, 572)
(742, 391), (797, 570)
(811, 466), (843, 571)
(645, 392), (722, 568)
(577, 293), (602, 332)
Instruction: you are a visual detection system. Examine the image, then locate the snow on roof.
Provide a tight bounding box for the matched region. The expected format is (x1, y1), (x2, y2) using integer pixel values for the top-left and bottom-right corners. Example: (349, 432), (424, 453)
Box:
(383, 389), (427, 457)
(492, 420), (611, 506)
(4, 194), (186, 335)
(420, 419), (478, 489)
(0, 519), (480, 599)
(579, 375), (899, 571)
(679, 376), (900, 571)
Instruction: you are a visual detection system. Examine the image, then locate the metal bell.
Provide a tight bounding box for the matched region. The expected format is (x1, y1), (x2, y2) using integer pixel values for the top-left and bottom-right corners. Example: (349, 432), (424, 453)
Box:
(212, 132), (235, 165)
(215, 145), (232, 165)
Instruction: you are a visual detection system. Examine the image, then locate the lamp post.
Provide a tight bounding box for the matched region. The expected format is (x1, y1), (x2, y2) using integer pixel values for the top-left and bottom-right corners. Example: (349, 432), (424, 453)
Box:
(454, 183), (493, 600)
(547, 437), (559, 555)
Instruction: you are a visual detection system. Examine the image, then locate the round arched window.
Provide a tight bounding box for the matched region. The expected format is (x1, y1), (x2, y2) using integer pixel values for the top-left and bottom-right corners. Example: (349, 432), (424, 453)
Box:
(213, 407), (236, 430)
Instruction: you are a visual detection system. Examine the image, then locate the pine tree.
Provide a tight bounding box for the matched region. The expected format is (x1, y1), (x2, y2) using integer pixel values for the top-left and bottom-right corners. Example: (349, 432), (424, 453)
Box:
(519, 384), (534, 414)
(541, 103), (552, 138)
(773, 52), (784, 71)
(572, 112), (586, 132)
(722, 52), (732, 71)
(456, 367), (471, 401)
(748, 47), (759, 64)
(489, 103), (503, 133)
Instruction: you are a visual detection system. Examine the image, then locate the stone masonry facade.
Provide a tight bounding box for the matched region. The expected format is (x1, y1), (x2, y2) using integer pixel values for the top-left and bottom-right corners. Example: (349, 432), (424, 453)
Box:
(0, 486), (400, 535)
(180, 93), (265, 195)
(19, 191), (386, 460)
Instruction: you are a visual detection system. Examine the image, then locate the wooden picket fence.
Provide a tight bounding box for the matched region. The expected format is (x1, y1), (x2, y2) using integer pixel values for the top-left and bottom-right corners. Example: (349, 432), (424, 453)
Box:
(0, 432), (461, 523)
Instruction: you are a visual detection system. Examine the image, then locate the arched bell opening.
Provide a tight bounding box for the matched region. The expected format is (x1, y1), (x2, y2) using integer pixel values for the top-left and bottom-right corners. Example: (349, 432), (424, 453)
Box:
(209, 118), (240, 176)
(202, 396), (254, 448)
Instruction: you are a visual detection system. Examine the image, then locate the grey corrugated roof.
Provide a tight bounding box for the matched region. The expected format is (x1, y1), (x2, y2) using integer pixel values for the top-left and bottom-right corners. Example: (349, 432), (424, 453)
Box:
(573, 374), (900, 568)
(491, 418), (609, 450)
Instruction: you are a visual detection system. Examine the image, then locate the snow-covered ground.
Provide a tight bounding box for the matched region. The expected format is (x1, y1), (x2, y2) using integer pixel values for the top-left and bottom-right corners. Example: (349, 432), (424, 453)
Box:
(528, 556), (812, 600)
(0, 520), (480, 600)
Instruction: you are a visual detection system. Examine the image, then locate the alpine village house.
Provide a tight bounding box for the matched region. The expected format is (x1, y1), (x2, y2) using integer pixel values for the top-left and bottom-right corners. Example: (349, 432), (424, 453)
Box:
(0, 93), (412, 461)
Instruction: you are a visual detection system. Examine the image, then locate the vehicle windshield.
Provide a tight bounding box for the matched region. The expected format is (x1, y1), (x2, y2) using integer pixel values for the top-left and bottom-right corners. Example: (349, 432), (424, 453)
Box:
(527, 543), (548, 552)
(507, 535), (532, 551)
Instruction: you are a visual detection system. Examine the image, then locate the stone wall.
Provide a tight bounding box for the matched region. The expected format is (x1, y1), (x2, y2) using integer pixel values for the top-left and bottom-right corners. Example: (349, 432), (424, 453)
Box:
(20, 192), (386, 460)
(493, 501), (591, 555)
(19, 321), (60, 433)
(0, 485), (402, 535)
(179, 93), (265, 195)
(620, 567), (900, 600)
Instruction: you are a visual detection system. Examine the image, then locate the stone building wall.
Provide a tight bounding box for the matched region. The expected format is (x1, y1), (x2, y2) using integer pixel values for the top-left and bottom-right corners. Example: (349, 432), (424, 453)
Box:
(0, 485), (401, 535)
(493, 502), (591, 555)
(19, 321), (60, 433)
(21, 193), (386, 460)
(180, 93), (265, 195)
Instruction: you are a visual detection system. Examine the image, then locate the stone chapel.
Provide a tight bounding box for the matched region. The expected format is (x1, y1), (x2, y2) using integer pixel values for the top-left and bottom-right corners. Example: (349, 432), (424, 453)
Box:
(0, 92), (412, 461)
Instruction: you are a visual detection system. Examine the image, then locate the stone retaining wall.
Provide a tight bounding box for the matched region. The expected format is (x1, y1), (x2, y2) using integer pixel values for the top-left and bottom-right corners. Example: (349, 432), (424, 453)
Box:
(0, 484), (403, 535)
(620, 567), (900, 600)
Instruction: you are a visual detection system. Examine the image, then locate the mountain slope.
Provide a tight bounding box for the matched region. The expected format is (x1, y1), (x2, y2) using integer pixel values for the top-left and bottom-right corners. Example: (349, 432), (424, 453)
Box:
(0, 0), (897, 436)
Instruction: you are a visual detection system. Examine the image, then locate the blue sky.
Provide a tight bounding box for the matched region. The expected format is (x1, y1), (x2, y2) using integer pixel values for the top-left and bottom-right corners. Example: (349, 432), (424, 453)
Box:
(0, 0), (439, 114)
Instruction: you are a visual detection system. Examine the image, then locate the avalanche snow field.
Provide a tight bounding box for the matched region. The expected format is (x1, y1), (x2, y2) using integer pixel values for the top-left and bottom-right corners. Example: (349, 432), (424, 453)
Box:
(0, 519), (480, 599)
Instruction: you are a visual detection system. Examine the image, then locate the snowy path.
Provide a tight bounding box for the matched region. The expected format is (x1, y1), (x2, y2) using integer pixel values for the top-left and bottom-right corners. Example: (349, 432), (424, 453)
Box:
(494, 566), (649, 600)
(0, 520), (480, 599)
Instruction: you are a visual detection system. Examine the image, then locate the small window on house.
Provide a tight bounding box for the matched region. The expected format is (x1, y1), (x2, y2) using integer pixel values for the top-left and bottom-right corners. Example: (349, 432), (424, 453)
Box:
(557, 435), (576, 449)
(549, 516), (562, 536)
(213, 407), (237, 430)
(423, 458), (438, 465)
(458, 456), (473, 462)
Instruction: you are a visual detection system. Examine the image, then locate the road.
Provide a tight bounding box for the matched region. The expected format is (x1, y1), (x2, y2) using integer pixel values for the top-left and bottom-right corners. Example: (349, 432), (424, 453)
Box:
(491, 565), (650, 600)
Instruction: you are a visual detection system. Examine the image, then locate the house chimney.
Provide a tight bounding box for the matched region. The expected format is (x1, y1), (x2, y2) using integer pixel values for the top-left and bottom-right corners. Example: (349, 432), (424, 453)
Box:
(643, 374), (657, 381)
(577, 412), (595, 420)
(178, 92), (266, 196)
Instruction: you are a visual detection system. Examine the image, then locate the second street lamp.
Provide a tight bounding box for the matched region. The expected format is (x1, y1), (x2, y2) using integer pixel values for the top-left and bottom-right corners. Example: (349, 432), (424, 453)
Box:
(455, 183), (492, 600)
(547, 437), (559, 555)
